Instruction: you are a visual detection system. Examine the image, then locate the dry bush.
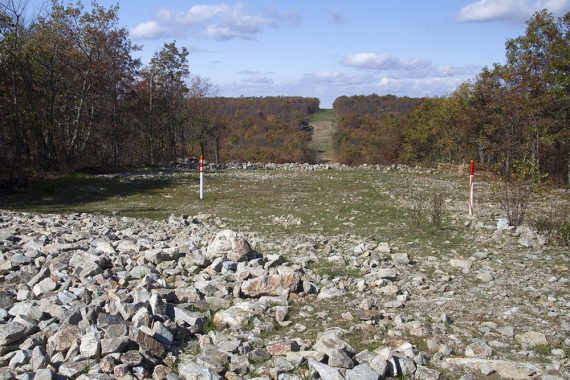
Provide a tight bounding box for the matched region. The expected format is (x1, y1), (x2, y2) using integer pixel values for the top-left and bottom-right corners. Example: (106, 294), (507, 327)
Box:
(430, 189), (447, 229)
(409, 189), (428, 227)
(496, 180), (532, 227)
(408, 185), (448, 229)
(534, 206), (570, 246)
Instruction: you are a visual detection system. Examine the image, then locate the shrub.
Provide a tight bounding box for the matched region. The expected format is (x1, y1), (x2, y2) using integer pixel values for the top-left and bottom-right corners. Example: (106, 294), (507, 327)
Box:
(533, 205), (570, 246)
(430, 189), (446, 229)
(494, 159), (542, 227)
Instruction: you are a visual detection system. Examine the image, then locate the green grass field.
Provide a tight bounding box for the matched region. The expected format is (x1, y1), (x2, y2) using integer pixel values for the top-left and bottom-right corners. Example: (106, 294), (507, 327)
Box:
(3, 166), (568, 259)
(0, 168), (469, 248)
(308, 108), (336, 122)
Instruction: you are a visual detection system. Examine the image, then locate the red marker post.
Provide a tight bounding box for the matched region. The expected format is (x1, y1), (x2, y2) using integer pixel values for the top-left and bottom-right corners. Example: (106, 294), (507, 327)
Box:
(199, 155), (204, 200)
(468, 160), (475, 216)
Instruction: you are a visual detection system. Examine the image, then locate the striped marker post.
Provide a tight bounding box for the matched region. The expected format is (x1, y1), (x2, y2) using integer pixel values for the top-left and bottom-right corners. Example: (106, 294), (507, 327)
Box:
(199, 155), (204, 200)
(468, 160), (474, 216)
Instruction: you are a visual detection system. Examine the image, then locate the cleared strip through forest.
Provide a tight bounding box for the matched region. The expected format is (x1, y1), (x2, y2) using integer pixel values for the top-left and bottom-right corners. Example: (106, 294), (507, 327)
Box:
(309, 109), (337, 163)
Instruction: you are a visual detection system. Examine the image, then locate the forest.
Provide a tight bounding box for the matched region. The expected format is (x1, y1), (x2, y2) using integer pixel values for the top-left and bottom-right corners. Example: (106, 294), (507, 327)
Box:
(1, 0), (569, 186)
(0, 0), (319, 186)
(334, 11), (569, 184)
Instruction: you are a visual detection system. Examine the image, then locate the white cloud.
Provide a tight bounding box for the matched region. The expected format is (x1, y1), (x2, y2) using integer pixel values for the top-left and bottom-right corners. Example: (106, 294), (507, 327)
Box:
(342, 53), (432, 72)
(341, 53), (479, 80)
(130, 21), (167, 39)
(457, 0), (570, 23)
(130, 3), (298, 41)
(217, 67), (470, 108)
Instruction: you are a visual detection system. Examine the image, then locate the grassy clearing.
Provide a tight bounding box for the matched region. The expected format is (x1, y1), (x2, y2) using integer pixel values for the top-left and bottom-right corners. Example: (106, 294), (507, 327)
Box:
(1, 168), (471, 249)
(308, 108), (336, 123)
(2, 167), (568, 259)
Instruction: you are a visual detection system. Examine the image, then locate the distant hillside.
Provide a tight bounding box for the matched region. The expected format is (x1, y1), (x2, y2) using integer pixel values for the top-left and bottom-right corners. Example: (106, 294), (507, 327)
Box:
(333, 94), (422, 165)
(190, 97), (320, 163)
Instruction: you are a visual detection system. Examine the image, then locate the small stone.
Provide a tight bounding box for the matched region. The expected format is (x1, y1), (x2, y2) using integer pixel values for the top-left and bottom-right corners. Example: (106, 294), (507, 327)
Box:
(391, 253), (410, 265)
(275, 306), (288, 322)
(449, 259), (472, 273)
(515, 331), (547, 347)
(497, 326), (514, 337)
(308, 359), (344, 380)
(480, 363), (496, 376)
(465, 340), (493, 358)
(135, 327), (165, 358)
(58, 361), (90, 378)
(122, 350), (143, 366)
(32, 278), (57, 297)
(33, 369), (53, 380)
(95, 241), (115, 254)
(267, 341), (300, 356)
(114, 364), (130, 378)
(476, 271), (494, 283)
(100, 337), (132, 355)
(415, 366), (441, 380)
(0, 322), (26, 346)
(177, 360), (221, 380)
(79, 332), (100, 359)
(317, 288), (345, 299)
(47, 326), (80, 354)
(345, 364), (379, 380)
(8, 350), (29, 368)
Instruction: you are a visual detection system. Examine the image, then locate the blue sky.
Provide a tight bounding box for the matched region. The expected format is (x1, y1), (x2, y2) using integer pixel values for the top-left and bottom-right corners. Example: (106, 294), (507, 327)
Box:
(32, 0), (570, 107)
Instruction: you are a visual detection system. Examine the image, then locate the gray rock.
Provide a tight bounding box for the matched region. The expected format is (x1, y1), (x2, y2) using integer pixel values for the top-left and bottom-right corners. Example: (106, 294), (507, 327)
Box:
(465, 340), (493, 359)
(196, 346), (230, 373)
(177, 360), (221, 380)
(317, 288), (345, 299)
(308, 359), (344, 380)
(152, 321), (174, 346)
(515, 331), (547, 347)
(415, 366), (441, 380)
(168, 306), (205, 330)
(476, 271), (494, 283)
(8, 349), (29, 368)
(58, 360), (90, 377)
(100, 337), (132, 355)
(33, 369), (53, 380)
(391, 252), (410, 265)
(345, 364), (378, 380)
(241, 273), (301, 297)
(327, 348), (354, 369)
(206, 230), (253, 262)
(368, 356), (388, 377)
(10, 254), (32, 266)
(440, 358), (542, 379)
(95, 241), (115, 254)
(80, 332), (100, 359)
(213, 302), (265, 329)
(134, 326), (165, 358)
(377, 268), (397, 280)
(32, 278), (57, 297)
(449, 259), (472, 273)
(31, 346), (47, 372)
(121, 350), (143, 366)
(0, 322), (26, 346)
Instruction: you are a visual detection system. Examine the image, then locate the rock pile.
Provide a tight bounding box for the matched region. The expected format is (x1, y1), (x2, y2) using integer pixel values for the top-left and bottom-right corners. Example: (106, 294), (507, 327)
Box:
(0, 210), (568, 379)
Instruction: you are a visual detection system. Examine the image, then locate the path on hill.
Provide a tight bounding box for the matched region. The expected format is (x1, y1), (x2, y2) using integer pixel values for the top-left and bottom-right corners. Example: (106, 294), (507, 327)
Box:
(309, 110), (337, 163)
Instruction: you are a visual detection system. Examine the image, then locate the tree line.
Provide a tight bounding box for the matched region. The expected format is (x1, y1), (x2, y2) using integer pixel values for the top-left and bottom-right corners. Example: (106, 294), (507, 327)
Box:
(333, 11), (569, 184)
(191, 96), (319, 164)
(0, 0), (319, 187)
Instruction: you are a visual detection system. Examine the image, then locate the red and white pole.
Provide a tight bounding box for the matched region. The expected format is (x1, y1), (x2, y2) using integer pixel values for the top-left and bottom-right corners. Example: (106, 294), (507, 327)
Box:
(199, 155), (204, 200)
(468, 160), (474, 216)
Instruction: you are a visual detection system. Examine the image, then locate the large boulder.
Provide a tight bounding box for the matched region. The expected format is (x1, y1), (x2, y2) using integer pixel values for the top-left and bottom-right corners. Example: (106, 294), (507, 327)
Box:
(205, 230), (254, 262)
(241, 273), (301, 297)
